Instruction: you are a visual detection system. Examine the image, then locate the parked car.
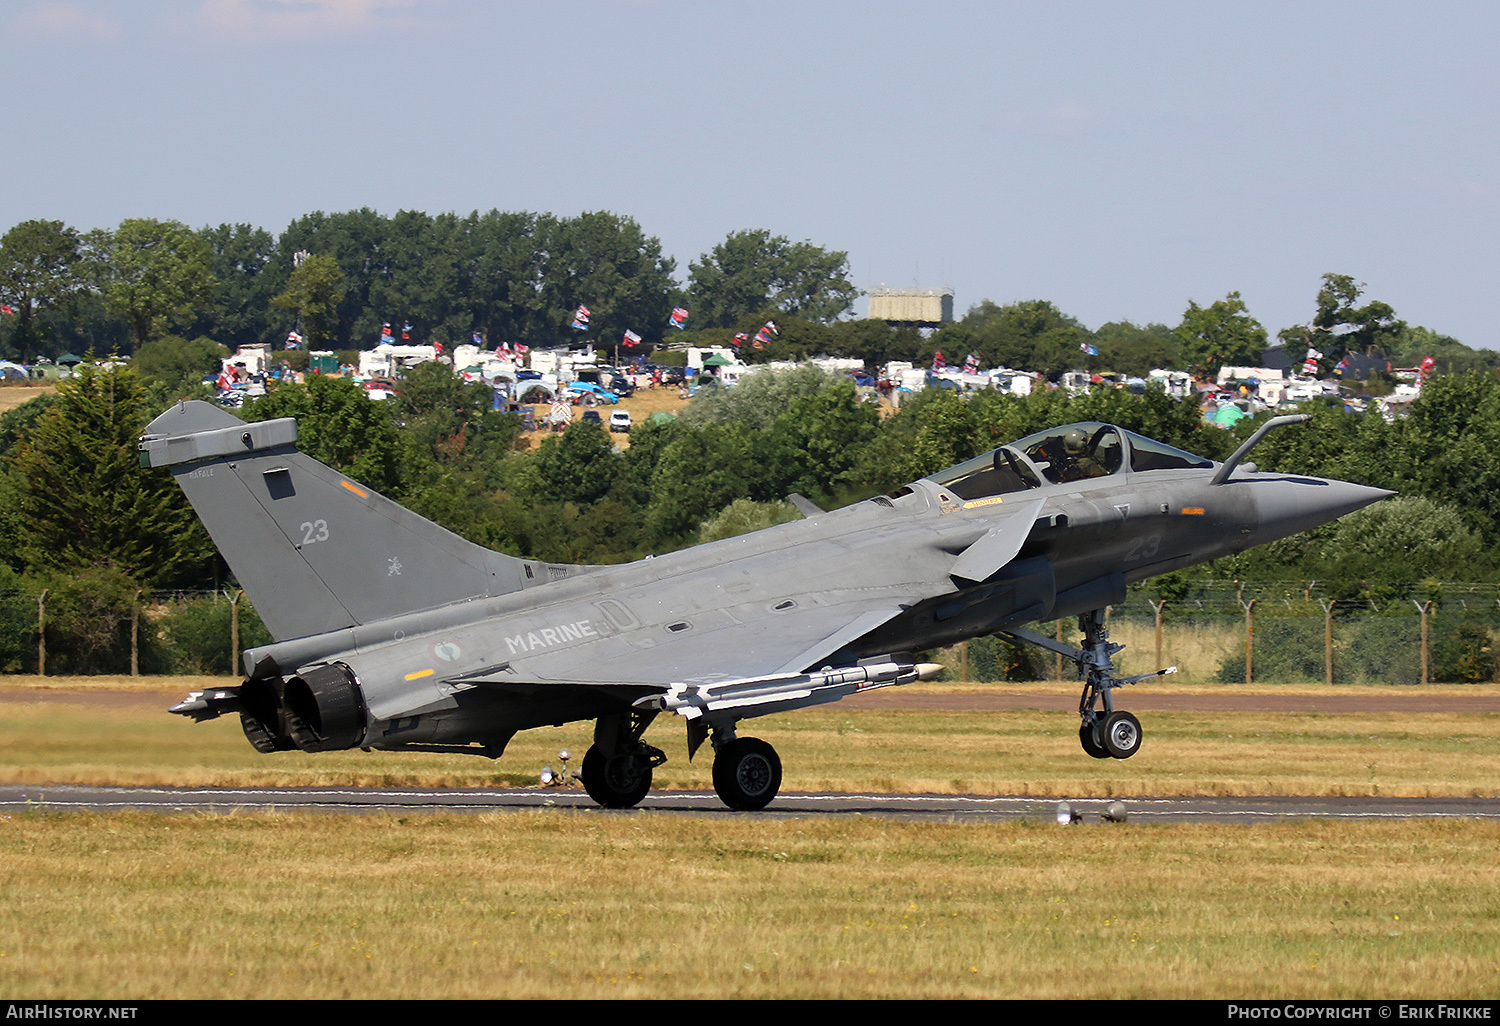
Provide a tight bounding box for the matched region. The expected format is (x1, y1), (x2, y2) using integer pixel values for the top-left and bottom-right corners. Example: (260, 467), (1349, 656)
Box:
(609, 410), (632, 433)
(582, 409), (603, 426)
(564, 381), (619, 405)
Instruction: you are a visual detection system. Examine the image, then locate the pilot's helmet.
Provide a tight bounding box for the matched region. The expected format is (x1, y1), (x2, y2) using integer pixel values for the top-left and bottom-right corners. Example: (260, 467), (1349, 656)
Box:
(1064, 428), (1089, 454)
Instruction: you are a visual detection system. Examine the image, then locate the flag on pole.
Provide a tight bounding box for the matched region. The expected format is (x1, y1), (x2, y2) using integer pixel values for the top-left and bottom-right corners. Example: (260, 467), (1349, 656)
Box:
(1080, 342), (1098, 356)
(473, 332), (483, 346)
(732, 332), (748, 349)
(752, 320), (777, 350)
(932, 351), (945, 371)
(572, 305), (591, 330)
(963, 353), (980, 374)
(669, 307), (688, 330)
(402, 323), (413, 340)
(623, 330), (642, 348)
(381, 323), (393, 340)
(514, 342), (530, 354)
(285, 331), (303, 350)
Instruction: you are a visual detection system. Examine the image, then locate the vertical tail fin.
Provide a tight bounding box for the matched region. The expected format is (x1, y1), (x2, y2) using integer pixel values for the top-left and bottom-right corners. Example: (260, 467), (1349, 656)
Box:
(141, 400), (554, 643)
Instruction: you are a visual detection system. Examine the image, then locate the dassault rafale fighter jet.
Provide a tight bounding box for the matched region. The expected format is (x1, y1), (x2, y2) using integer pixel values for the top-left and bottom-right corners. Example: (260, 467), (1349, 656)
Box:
(144, 403), (1389, 811)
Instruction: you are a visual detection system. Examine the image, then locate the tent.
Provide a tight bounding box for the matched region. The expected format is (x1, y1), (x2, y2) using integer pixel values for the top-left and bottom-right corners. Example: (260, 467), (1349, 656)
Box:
(1209, 404), (1247, 427)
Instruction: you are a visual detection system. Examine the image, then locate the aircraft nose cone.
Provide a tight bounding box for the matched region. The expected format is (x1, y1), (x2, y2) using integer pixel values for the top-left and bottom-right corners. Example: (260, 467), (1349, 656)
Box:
(1253, 478), (1394, 543)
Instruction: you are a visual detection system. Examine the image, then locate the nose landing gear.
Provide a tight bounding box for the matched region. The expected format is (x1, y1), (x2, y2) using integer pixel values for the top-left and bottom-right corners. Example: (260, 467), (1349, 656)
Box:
(1002, 608), (1173, 760)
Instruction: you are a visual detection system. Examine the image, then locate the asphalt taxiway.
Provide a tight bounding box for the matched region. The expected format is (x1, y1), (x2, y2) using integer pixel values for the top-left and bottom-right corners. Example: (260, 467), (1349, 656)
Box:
(3, 784), (1497, 824)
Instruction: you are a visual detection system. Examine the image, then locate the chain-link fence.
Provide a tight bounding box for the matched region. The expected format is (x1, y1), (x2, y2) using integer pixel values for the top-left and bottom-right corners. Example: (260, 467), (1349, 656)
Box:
(4, 579), (1497, 684)
(0, 588), (269, 676)
(952, 581), (1500, 685)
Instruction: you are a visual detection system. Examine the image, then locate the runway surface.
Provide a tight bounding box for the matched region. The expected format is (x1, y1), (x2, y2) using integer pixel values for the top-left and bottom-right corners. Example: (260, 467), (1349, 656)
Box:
(3, 783), (1497, 824)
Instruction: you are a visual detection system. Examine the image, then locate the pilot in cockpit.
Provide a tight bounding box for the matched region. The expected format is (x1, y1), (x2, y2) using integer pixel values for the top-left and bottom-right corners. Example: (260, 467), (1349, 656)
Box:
(1059, 428), (1108, 482)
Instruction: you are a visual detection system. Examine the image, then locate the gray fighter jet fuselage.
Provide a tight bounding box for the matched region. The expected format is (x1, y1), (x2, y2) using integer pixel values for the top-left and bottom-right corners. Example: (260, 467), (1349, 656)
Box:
(144, 404), (1389, 810)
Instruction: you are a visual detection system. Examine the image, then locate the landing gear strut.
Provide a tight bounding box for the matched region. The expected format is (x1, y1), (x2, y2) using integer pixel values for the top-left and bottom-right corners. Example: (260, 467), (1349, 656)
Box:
(582, 710), (666, 809)
(1001, 608), (1174, 761)
(1076, 609), (1145, 760)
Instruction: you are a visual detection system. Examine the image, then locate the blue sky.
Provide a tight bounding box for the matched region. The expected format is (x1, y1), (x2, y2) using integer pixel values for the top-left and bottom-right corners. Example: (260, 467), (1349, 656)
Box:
(4, 0), (1496, 348)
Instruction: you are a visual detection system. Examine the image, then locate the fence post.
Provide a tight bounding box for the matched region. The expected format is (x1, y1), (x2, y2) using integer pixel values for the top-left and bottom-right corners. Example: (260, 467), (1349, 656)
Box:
(131, 589), (142, 676)
(227, 589), (242, 674)
(1319, 598), (1336, 686)
(1242, 597), (1257, 686)
(1149, 599), (1167, 670)
(1413, 600), (1433, 685)
(36, 589), (46, 677)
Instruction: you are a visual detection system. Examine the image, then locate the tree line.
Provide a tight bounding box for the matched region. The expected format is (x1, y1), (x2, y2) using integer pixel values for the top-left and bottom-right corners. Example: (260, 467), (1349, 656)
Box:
(1, 204), (1496, 676)
(1, 353), (1499, 673)
(2, 210), (1493, 384)
(0, 213), (858, 361)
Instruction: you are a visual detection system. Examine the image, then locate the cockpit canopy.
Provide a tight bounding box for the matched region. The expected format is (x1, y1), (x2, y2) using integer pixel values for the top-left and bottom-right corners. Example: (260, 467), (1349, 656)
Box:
(922, 422), (1214, 501)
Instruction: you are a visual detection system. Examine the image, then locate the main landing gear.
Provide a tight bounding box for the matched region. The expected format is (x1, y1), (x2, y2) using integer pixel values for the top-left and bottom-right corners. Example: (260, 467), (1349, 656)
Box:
(710, 733), (783, 811)
(1002, 608), (1174, 761)
(582, 709), (785, 811)
(582, 709), (666, 809)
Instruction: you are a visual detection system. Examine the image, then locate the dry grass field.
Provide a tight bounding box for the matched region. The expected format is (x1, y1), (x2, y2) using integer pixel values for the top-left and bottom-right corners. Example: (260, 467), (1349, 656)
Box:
(0, 381), (55, 413)
(3, 678), (1498, 999)
(3, 677), (1498, 797)
(1, 812), (1497, 999)
(515, 383), (690, 451)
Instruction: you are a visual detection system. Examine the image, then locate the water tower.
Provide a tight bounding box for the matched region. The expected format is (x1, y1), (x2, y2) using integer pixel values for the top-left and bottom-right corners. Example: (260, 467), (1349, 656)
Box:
(868, 286), (955, 328)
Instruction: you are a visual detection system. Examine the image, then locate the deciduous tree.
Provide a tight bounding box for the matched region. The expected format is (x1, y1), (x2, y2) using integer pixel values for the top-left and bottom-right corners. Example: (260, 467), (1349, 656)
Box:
(272, 253), (346, 349)
(95, 219), (217, 349)
(1173, 291), (1266, 377)
(0, 219), (91, 360)
(1278, 273), (1405, 371)
(193, 223), (283, 351)
(687, 230), (859, 328)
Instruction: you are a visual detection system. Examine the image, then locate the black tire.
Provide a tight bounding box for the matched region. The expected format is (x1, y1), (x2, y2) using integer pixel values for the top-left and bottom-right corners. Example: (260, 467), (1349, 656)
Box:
(1079, 719), (1111, 759)
(712, 737), (782, 811)
(1101, 710), (1143, 759)
(581, 744), (652, 808)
